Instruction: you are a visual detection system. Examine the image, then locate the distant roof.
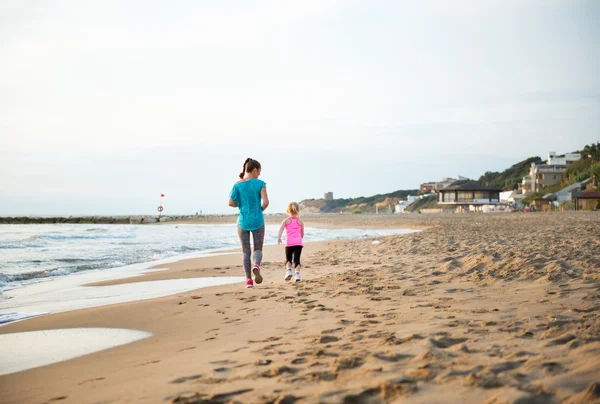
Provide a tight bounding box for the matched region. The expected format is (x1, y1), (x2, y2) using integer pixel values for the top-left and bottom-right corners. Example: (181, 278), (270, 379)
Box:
(440, 183), (503, 192)
(572, 191), (600, 199)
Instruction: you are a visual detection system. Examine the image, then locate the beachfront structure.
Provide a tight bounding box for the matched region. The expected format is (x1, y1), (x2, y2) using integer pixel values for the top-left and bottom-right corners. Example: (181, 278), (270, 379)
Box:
(395, 195), (420, 213)
(554, 178), (591, 202)
(437, 184), (502, 211)
(521, 152), (581, 195)
(520, 175), (533, 193)
(407, 195), (420, 204)
(435, 177), (458, 190)
(547, 152), (581, 166)
(419, 182), (436, 194)
(324, 192), (334, 200)
(500, 190), (524, 203)
(531, 196), (555, 212)
(572, 176), (600, 210)
(529, 163), (566, 193)
(420, 176), (466, 194)
(394, 201), (409, 214)
(571, 191), (600, 211)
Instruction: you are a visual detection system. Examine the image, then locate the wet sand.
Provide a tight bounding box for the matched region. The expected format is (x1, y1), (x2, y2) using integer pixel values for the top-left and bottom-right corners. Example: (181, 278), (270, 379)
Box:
(0, 212), (599, 403)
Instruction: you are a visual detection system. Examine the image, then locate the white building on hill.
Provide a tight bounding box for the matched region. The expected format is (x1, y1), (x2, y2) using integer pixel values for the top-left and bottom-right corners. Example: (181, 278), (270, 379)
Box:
(547, 152), (581, 166)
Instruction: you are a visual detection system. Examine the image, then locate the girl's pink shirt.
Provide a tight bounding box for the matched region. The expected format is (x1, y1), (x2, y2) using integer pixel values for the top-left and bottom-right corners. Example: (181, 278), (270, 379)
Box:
(285, 217), (303, 247)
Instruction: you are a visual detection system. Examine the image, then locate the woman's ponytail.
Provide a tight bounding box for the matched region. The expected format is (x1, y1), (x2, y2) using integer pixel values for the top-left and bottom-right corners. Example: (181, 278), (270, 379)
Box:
(239, 158), (252, 179)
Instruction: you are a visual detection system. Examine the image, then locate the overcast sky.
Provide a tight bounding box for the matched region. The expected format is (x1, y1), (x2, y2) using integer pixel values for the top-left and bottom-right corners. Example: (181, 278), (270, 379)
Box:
(1, 0), (599, 215)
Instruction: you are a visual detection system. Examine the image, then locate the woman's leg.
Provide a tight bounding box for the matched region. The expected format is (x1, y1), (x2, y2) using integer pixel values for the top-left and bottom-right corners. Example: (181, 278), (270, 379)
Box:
(251, 225), (265, 267)
(237, 226), (252, 279)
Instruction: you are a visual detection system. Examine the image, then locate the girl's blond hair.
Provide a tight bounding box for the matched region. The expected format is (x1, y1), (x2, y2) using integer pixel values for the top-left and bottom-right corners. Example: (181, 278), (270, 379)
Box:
(287, 202), (300, 215)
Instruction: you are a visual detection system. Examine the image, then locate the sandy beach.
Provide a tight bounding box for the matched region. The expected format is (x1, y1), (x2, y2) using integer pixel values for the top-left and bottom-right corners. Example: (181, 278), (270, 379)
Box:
(1, 212), (599, 404)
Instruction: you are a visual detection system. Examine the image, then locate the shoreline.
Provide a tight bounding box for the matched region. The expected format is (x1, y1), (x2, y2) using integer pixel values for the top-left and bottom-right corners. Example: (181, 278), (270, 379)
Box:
(0, 212), (598, 403)
(0, 223), (421, 325)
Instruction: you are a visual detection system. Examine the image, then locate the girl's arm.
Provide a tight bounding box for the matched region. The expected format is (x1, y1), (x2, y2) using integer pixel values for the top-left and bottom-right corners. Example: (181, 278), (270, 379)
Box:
(299, 218), (305, 238)
(261, 186), (269, 211)
(277, 219), (287, 244)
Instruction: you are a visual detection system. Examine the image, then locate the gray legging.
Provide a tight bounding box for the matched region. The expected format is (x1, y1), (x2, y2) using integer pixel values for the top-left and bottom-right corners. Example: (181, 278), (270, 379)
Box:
(237, 225), (265, 279)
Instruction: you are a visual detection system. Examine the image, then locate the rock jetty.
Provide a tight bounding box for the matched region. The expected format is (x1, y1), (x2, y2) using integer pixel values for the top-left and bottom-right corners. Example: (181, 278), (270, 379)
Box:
(0, 215), (206, 225)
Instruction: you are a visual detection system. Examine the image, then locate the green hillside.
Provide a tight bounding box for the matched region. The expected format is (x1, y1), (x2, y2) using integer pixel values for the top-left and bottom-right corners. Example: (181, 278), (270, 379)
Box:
(472, 156), (543, 190)
(405, 195), (439, 212)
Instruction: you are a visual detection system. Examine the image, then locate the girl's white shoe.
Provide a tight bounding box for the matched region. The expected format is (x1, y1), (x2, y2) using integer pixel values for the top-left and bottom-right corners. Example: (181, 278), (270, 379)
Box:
(284, 269), (293, 281)
(295, 271), (301, 282)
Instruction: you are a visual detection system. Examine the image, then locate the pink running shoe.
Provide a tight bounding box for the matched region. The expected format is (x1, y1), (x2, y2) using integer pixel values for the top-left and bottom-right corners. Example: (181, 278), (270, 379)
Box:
(245, 279), (254, 288)
(252, 265), (263, 284)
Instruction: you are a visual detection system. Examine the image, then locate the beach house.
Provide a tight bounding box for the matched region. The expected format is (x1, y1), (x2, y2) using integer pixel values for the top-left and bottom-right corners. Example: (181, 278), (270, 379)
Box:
(419, 182), (436, 194)
(420, 176), (467, 194)
(522, 152), (581, 194)
(437, 184), (502, 212)
(530, 163), (567, 193)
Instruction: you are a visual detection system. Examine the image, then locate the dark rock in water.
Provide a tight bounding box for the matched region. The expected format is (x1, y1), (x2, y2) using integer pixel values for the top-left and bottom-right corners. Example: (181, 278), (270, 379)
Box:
(0, 215), (212, 225)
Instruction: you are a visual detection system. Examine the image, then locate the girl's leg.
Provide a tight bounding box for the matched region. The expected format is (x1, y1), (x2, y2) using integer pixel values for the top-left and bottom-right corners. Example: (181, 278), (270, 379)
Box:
(293, 246), (303, 282)
(237, 226), (252, 279)
(251, 225), (265, 267)
(285, 247), (293, 269)
(284, 247), (293, 281)
(294, 246), (303, 270)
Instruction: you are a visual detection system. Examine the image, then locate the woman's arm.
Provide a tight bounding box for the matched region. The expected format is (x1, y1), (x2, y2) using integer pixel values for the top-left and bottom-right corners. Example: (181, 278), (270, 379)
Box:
(228, 198), (237, 208)
(261, 186), (269, 211)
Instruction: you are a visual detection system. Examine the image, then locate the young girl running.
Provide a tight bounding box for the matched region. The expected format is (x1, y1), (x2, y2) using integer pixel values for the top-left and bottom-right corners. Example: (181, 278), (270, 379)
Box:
(228, 158), (269, 288)
(277, 202), (304, 282)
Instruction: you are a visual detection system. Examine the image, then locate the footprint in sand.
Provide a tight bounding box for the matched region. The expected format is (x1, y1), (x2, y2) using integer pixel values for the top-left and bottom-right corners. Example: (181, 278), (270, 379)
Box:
(488, 360), (526, 374)
(209, 359), (235, 365)
(335, 357), (365, 371)
(44, 397), (68, 403)
(170, 374), (202, 384)
(540, 361), (567, 375)
(321, 328), (343, 334)
(260, 366), (298, 378)
(171, 388), (253, 403)
(429, 337), (467, 349)
(135, 360), (160, 367)
(77, 377), (105, 385)
(372, 352), (413, 362)
(317, 335), (340, 344)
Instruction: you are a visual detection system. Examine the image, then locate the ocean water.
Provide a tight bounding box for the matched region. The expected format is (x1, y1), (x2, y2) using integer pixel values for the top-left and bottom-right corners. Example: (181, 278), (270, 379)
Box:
(0, 223), (415, 292)
(0, 328), (153, 376)
(0, 223), (417, 325)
